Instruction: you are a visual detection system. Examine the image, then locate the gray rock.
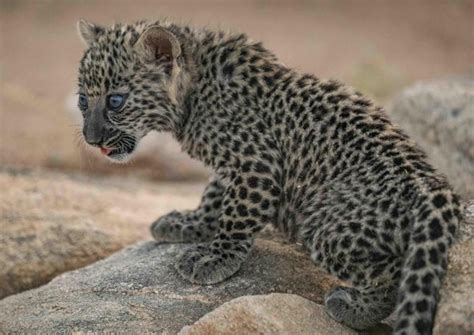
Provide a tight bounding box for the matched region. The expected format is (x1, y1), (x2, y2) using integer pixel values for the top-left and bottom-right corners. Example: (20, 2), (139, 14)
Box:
(0, 238), (338, 334)
(388, 77), (474, 198)
(434, 238), (474, 335)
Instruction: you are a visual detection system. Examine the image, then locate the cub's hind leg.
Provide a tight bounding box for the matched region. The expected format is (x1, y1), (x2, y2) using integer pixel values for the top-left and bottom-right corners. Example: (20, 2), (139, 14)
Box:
(151, 176), (224, 243)
(319, 237), (401, 330)
(305, 212), (403, 330)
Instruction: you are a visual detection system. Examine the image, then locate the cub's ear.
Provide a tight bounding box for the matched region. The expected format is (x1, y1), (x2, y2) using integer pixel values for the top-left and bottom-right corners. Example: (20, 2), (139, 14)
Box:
(134, 25), (181, 63)
(77, 19), (105, 46)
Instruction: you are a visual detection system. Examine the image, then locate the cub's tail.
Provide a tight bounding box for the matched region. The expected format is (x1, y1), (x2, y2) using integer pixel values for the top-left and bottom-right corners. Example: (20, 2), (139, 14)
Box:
(393, 187), (461, 335)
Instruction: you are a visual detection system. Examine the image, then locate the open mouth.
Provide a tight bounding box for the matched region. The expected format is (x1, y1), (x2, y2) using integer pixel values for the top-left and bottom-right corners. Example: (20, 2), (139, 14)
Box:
(99, 144), (135, 162)
(100, 147), (113, 155)
(87, 131), (137, 163)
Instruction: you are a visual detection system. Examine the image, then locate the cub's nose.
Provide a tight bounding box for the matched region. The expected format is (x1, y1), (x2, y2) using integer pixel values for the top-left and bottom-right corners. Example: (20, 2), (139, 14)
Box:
(83, 125), (106, 146)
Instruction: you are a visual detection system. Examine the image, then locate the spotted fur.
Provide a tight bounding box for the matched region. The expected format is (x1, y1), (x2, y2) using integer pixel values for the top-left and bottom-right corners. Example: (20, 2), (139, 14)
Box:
(76, 20), (462, 334)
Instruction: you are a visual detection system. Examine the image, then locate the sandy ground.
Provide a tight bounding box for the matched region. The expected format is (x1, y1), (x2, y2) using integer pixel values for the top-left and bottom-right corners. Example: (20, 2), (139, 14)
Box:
(0, 0), (473, 180)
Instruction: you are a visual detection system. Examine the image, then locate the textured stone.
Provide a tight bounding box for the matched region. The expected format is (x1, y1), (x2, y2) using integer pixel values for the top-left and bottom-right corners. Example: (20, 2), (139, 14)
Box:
(179, 293), (358, 335)
(433, 200), (474, 335)
(0, 216), (123, 299)
(388, 78), (474, 198)
(0, 167), (202, 298)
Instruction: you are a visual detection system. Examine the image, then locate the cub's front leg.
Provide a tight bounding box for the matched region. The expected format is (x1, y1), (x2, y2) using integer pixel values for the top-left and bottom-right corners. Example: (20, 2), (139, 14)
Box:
(175, 171), (280, 284)
(150, 176), (224, 243)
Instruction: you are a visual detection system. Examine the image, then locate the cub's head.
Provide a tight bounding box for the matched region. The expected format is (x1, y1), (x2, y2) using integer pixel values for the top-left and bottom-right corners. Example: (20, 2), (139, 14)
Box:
(76, 20), (189, 162)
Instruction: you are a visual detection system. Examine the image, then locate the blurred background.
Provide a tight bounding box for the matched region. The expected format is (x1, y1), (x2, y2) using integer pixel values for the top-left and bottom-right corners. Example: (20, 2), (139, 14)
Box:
(1, 0), (473, 182)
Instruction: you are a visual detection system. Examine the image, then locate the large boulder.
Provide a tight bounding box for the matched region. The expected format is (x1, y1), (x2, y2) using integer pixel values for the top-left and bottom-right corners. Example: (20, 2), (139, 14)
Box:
(388, 78), (474, 198)
(0, 237), (338, 334)
(0, 215), (123, 299)
(178, 293), (359, 335)
(179, 293), (391, 335)
(0, 168), (203, 298)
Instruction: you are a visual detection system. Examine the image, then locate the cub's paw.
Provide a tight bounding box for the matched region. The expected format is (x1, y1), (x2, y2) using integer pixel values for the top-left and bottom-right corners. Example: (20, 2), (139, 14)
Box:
(324, 286), (383, 330)
(175, 244), (244, 284)
(150, 210), (191, 243)
(325, 287), (355, 324)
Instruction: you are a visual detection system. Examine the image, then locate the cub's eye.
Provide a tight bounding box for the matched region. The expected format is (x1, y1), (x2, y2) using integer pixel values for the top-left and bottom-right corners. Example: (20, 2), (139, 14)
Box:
(107, 94), (127, 111)
(78, 94), (88, 110)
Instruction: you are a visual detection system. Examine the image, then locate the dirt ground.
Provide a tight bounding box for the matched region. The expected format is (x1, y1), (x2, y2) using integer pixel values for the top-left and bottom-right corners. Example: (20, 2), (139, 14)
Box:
(1, 0), (473, 180)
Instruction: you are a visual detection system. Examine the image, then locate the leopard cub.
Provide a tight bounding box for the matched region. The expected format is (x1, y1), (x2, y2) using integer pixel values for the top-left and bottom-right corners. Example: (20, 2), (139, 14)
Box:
(77, 19), (461, 335)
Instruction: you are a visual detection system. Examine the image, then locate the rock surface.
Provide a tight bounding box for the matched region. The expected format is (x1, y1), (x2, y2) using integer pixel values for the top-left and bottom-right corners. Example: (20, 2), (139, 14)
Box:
(0, 167), (203, 298)
(0, 215), (123, 300)
(388, 78), (474, 198)
(433, 200), (474, 335)
(178, 293), (358, 335)
(0, 238), (338, 334)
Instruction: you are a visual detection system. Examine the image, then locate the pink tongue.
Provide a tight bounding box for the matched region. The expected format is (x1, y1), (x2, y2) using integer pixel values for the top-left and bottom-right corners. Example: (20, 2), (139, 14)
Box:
(100, 147), (112, 155)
